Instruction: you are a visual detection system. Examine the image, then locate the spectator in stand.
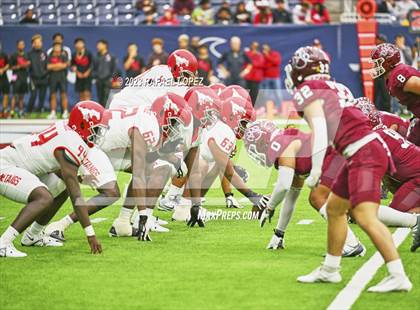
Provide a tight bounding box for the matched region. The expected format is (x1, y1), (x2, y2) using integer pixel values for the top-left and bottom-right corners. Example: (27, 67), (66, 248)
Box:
(28, 34), (48, 115)
(217, 36), (251, 87)
(47, 43), (69, 119)
(158, 6), (180, 25)
(173, 0), (195, 16)
(197, 45), (214, 85)
(94, 39), (117, 106)
(394, 0), (418, 22)
(254, 3), (273, 24)
(243, 41), (265, 105)
(136, 0), (157, 15)
(178, 34), (190, 50)
(19, 9), (38, 24)
(141, 11), (157, 24)
(192, 0), (215, 25)
(261, 43), (282, 109)
(124, 43), (145, 78)
(373, 34), (391, 112)
(71, 38), (93, 101)
(234, 1), (252, 24)
(147, 38), (168, 68)
(47, 33), (71, 62)
(0, 43), (10, 118)
(190, 36), (201, 56)
(273, 0), (292, 24)
(395, 33), (413, 65)
(216, 7), (233, 25)
(310, 2), (330, 24)
(377, 0), (396, 14)
(292, 1), (311, 24)
(10, 40), (30, 118)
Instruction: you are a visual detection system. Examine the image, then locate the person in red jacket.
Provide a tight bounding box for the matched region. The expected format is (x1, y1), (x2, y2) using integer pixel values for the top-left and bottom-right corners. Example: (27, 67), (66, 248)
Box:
(158, 6), (180, 25)
(310, 2), (330, 24)
(243, 41), (265, 106)
(261, 43), (282, 110)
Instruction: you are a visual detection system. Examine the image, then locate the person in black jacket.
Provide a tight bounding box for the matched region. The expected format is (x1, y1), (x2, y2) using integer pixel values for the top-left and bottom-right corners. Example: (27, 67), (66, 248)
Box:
(71, 37), (93, 101)
(94, 39), (116, 106)
(0, 42), (10, 118)
(28, 34), (48, 115)
(272, 0), (292, 24)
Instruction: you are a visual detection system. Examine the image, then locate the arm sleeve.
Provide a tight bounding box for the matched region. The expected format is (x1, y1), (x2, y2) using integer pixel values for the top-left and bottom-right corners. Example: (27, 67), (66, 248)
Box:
(268, 166), (295, 209)
(310, 116), (328, 174)
(276, 187), (301, 232)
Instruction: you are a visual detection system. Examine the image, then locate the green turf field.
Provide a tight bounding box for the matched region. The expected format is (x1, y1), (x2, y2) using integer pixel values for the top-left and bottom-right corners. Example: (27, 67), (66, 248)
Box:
(0, 149), (418, 309)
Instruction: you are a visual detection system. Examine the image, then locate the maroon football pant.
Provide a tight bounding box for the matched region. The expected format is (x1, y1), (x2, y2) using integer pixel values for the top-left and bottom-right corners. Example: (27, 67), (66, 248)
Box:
(407, 118), (420, 146)
(389, 178), (420, 212)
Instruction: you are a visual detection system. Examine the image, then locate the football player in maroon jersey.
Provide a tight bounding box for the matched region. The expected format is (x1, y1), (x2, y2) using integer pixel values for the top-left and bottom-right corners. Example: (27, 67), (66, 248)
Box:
(371, 43), (420, 146)
(284, 46), (411, 292)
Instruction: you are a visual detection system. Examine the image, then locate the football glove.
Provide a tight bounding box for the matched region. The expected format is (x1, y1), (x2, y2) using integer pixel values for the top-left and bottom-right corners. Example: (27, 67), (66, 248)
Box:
(137, 215), (152, 241)
(305, 169), (321, 188)
(187, 204), (205, 228)
(267, 229), (285, 250)
(233, 165), (249, 183)
(225, 193), (243, 209)
(248, 193), (270, 211)
(259, 207), (275, 227)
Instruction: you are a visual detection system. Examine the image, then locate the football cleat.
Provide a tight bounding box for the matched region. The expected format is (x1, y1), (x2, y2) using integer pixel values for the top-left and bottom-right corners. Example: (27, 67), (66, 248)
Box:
(44, 221), (66, 242)
(297, 265), (342, 283)
(138, 216), (152, 241)
(342, 242), (366, 257)
(226, 194), (243, 209)
(172, 204), (191, 222)
(21, 232), (63, 247)
(267, 229), (285, 250)
(109, 219), (136, 237)
(0, 242), (27, 258)
(367, 275), (412, 293)
(410, 216), (420, 252)
(158, 195), (179, 211)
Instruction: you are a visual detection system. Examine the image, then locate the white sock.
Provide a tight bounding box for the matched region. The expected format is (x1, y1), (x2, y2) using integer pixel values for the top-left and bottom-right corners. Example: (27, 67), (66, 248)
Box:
(319, 204), (327, 220)
(118, 207), (133, 222)
(146, 208), (153, 217)
(345, 227), (359, 247)
(386, 259), (406, 277)
(166, 184), (184, 198)
(139, 209), (147, 216)
(0, 226), (19, 244)
(324, 253), (341, 269)
(378, 205), (417, 228)
(59, 215), (74, 229)
(28, 222), (44, 236)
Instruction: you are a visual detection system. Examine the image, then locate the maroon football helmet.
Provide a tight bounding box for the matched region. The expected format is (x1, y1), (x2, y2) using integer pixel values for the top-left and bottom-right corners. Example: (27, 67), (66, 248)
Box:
(352, 97), (383, 129)
(284, 46), (331, 93)
(370, 43), (401, 79)
(243, 120), (277, 167)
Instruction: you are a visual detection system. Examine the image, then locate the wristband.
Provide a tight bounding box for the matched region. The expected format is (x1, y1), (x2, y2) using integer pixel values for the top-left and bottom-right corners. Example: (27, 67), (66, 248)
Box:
(84, 225), (95, 237)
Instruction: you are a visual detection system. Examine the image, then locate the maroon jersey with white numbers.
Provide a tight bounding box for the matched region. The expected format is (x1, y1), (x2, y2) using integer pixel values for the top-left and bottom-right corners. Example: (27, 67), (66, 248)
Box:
(380, 111), (410, 137)
(377, 127), (420, 183)
(267, 128), (312, 176)
(294, 79), (373, 153)
(386, 64), (420, 118)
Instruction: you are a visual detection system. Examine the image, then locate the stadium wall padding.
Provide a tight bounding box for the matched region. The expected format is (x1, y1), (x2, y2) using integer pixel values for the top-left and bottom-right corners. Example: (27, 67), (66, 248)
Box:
(0, 24), (416, 107)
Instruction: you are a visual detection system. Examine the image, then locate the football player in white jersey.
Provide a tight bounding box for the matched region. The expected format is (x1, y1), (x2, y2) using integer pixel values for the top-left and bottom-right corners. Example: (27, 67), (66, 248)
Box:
(0, 101), (106, 257)
(109, 49), (198, 109)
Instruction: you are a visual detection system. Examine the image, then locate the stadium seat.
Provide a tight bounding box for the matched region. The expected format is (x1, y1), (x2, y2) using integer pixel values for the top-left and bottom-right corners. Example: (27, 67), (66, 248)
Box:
(38, 3), (57, 14)
(79, 2), (96, 13)
(19, 0), (37, 5)
(97, 13), (116, 25)
(78, 0), (96, 5)
(60, 3), (77, 14)
(97, 0), (115, 5)
(40, 13), (58, 25)
(117, 13), (136, 25)
(20, 3), (37, 13)
(2, 13), (20, 24)
(97, 3), (114, 15)
(60, 12), (78, 25)
(1, 3), (19, 15)
(79, 13), (97, 25)
(38, 0), (58, 5)
(116, 3), (135, 14)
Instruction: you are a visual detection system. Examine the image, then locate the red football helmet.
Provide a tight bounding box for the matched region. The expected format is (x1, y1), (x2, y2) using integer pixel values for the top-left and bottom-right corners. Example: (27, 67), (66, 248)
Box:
(68, 100), (106, 148)
(219, 85), (252, 104)
(352, 97), (383, 129)
(184, 86), (221, 127)
(150, 92), (192, 142)
(370, 43), (401, 79)
(209, 83), (226, 96)
(167, 49), (198, 79)
(221, 96), (256, 139)
(243, 120), (277, 167)
(284, 46), (331, 93)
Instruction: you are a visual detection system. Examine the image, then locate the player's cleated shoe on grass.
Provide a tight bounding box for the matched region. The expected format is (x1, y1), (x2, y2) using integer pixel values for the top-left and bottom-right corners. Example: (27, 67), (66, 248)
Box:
(148, 216), (169, 233)
(267, 229), (285, 250)
(297, 265), (342, 283)
(342, 242), (366, 257)
(44, 222), (66, 242)
(152, 216), (168, 226)
(158, 195), (180, 211)
(410, 216), (420, 252)
(109, 219), (137, 237)
(0, 242), (27, 258)
(138, 216), (152, 241)
(21, 232), (63, 247)
(367, 275), (412, 293)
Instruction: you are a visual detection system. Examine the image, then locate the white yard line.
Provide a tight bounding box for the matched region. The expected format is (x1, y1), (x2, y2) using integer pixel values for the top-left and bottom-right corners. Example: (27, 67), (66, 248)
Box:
(90, 217), (108, 224)
(327, 228), (411, 310)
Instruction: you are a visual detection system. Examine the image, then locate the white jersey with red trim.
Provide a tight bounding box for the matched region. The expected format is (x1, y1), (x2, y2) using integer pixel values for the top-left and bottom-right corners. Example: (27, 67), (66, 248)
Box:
(9, 121), (88, 175)
(109, 65), (189, 108)
(100, 107), (160, 154)
(200, 120), (236, 163)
